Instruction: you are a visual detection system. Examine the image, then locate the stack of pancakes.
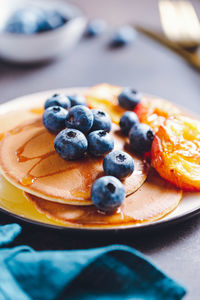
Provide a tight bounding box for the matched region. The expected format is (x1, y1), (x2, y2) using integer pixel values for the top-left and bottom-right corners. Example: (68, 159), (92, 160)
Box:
(0, 88), (182, 229)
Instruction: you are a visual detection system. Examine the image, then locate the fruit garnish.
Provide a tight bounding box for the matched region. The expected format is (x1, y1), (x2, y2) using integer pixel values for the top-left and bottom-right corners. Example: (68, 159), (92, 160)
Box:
(129, 123), (154, 154)
(45, 94), (71, 110)
(67, 94), (87, 107)
(103, 150), (134, 180)
(85, 84), (124, 124)
(151, 115), (200, 191)
(119, 111), (139, 135)
(88, 130), (114, 157)
(91, 176), (125, 212)
(134, 96), (181, 132)
(54, 128), (88, 160)
(43, 106), (68, 134)
(91, 109), (112, 132)
(65, 105), (94, 134)
(118, 88), (141, 110)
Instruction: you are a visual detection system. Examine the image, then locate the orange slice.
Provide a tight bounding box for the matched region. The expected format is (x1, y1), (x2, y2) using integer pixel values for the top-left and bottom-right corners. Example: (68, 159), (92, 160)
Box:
(85, 83), (125, 124)
(151, 115), (200, 191)
(134, 95), (181, 132)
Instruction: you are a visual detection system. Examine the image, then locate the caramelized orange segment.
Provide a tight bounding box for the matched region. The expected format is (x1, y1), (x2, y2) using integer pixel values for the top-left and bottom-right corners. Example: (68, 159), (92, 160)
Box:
(151, 115), (200, 191)
(85, 83), (125, 124)
(134, 96), (181, 132)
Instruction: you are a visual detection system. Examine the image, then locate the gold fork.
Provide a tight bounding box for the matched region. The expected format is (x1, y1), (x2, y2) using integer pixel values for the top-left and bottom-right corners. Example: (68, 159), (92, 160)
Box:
(136, 0), (200, 70)
(159, 0), (200, 48)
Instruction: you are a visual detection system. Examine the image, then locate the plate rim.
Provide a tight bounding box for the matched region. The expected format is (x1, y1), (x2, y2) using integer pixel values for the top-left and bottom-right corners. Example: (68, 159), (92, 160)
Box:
(1, 203), (200, 232)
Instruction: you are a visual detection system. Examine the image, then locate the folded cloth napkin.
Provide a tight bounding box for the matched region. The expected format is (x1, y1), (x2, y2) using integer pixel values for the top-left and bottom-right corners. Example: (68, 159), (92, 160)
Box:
(0, 224), (186, 300)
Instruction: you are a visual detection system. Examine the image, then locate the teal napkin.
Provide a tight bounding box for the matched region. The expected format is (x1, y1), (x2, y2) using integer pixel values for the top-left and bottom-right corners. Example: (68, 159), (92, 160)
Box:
(0, 224), (186, 300)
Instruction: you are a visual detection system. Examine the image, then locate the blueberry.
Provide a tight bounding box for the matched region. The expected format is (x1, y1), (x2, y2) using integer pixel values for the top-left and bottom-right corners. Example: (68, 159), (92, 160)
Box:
(91, 176), (125, 212)
(65, 105), (93, 134)
(120, 111), (139, 135)
(5, 7), (67, 35)
(5, 22), (25, 34)
(91, 109), (112, 132)
(111, 25), (137, 47)
(129, 123), (154, 154)
(67, 95), (87, 107)
(85, 19), (107, 37)
(118, 88), (141, 110)
(43, 106), (68, 134)
(88, 130), (114, 156)
(44, 94), (71, 110)
(54, 128), (88, 160)
(103, 150), (134, 179)
(5, 8), (40, 34)
(37, 10), (68, 32)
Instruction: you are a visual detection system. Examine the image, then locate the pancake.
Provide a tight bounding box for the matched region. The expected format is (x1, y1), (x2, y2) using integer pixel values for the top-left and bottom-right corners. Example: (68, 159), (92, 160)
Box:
(25, 170), (182, 229)
(0, 116), (149, 205)
(0, 108), (44, 141)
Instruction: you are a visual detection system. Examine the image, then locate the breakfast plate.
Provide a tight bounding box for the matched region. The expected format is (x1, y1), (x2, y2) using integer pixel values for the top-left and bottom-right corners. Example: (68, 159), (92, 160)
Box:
(0, 86), (200, 232)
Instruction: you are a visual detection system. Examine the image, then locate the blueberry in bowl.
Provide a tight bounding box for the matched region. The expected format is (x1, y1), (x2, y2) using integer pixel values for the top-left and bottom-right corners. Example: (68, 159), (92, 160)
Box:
(36, 10), (68, 33)
(5, 7), (68, 35)
(0, 0), (87, 63)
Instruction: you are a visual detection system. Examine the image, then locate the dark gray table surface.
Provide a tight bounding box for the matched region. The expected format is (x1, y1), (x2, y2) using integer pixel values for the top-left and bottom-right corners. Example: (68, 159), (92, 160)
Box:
(1, 1), (200, 299)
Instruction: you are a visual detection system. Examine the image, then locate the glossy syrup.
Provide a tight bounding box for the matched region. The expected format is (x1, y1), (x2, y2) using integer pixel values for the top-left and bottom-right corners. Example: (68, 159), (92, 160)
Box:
(10, 118), (102, 195)
(0, 175), (65, 226)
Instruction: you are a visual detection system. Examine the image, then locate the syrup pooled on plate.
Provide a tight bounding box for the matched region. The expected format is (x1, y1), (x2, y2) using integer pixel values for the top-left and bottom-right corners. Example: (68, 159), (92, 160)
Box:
(25, 169), (182, 228)
(0, 174), (64, 226)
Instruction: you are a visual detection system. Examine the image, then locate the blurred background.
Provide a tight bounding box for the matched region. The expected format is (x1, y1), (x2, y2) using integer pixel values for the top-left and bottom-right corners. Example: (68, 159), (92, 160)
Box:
(0, 0), (200, 116)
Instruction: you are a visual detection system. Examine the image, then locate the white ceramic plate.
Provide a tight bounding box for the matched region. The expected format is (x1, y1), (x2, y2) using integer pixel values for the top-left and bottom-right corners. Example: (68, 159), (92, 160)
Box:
(0, 88), (200, 232)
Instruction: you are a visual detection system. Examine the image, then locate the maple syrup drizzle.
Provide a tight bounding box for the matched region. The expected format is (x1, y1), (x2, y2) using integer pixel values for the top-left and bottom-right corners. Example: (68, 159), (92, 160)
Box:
(10, 118), (145, 201)
(21, 175), (36, 186)
(29, 107), (44, 115)
(0, 133), (4, 141)
(14, 121), (98, 187)
(62, 205), (127, 225)
(16, 131), (47, 162)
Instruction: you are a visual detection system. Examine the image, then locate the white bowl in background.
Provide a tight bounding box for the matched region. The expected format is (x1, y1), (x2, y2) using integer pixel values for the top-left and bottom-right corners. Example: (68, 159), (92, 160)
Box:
(0, 0), (87, 63)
